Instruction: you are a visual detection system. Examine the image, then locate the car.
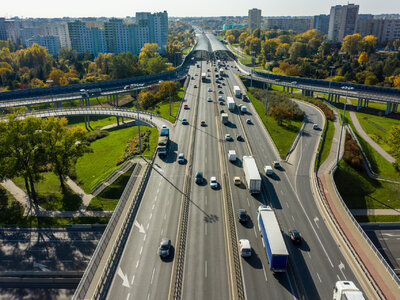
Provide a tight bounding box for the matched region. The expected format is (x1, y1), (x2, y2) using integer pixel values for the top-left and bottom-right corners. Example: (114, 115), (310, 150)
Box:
(222, 82), (225, 86)
(236, 134), (243, 141)
(218, 96), (223, 101)
(220, 109), (224, 113)
(124, 85), (131, 90)
(182, 118), (188, 125)
(183, 104), (189, 109)
(195, 171), (204, 184)
(246, 119), (252, 124)
(207, 97), (212, 102)
(208, 87), (212, 92)
(233, 177), (241, 185)
(159, 238), (171, 258)
(275, 79), (280, 82)
(313, 123), (319, 130)
(194, 84), (197, 88)
(238, 209), (247, 223)
(178, 153), (185, 164)
(191, 76), (194, 80)
(264, 165), (273, 176)
(239, 239), (252, 257)
(200, 120), (206, 126)
(218, 84), (222, 88)
(289, 229), (302, 244)
(195, 73), (198, 76)
(207, 74), (210, 77)
(225, 133), (232, 141)
(273, 161), (281, 168)
(257, 205), (269, 214)
(291, 81), (298, 85)
(218, 90), (223, 94)
(162, 125), (167, 129)
(219, 101), (224, 105)
(210, 176), (218, 189)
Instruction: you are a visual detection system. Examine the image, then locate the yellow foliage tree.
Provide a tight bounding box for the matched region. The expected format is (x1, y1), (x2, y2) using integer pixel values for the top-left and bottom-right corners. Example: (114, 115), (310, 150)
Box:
(47, 69), (69, 86)
(341, 34), (362, 55)
(358, 52), (368, 65)
(394, 74), (400, 89)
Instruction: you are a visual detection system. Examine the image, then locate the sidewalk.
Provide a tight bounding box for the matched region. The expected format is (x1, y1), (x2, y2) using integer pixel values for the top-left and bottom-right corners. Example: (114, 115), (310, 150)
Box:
(351, 209), (400, 216)
(347, 99), (395, 163)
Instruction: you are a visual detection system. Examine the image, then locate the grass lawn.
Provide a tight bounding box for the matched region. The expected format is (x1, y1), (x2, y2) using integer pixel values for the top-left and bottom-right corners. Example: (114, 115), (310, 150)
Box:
(316, 119), (335, 170)
(67, 116), (119, 129)
(334, 160), (400, 209)
(355, 215), (400, 222)
(88, 164), (136, 211)
(13, 173), (82, 211)
(247, 90), (303, 157)
(155, 87), (185, 123)
(354, 112), (398, 153)
(75, 126), (158, 193)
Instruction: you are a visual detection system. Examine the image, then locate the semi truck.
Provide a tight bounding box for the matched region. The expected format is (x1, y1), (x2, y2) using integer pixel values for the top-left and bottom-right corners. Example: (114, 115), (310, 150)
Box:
(221, 113), (228, 124)
(227, 97), (235, 111)
(333, 281), (365, 300)
(157, 126), (170, 156)
(242, 156), (261, 193)
(233, 86), (241, 98)
(258, 206), (289, 272)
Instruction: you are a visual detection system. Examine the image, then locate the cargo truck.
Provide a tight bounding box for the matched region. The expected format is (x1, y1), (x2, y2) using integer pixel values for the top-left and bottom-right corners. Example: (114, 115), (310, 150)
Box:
(227, 97), (235, 111)
(201, 72), (207, 82)
(333, 281), (365, 300)
(228, 150), (236, 162)
(219, 68), (224, 77)
(221, 113), (228, 124)
(233, 86), (241, 98)
(157, 126), (170, 156)
(242, 156), (261, 193)
(258, 206), (289, 272)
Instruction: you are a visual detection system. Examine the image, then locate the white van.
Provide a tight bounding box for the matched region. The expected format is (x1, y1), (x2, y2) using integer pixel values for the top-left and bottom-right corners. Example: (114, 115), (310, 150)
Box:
(240, 106), (247, 113)
(264, 165), (273, 176)
(239, 239), (252, 257)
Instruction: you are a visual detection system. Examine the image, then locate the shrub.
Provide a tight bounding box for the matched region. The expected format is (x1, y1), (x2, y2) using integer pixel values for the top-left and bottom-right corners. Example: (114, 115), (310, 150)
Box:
(343, 132), (363, 170)
(87, 130), (110, 143)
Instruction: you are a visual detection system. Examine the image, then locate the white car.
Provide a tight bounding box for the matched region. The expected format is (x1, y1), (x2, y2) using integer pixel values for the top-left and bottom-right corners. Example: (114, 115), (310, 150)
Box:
(239, 239), (252, 257)
(218, 96), (223, 101)
(208, 87), (212, 92)
(210, 177), (218, 189)
(225, 134), (232, 141)
(207, 97), (212, 102)
(264, 165), (273, 176)
(313, 123), (319, 130)
(178, 153), (185, 164)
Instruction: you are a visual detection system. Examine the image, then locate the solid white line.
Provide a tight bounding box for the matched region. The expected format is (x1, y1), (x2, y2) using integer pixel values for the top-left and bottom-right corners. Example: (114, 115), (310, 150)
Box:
(308, 252), (311, 259)
(151, 267), (155, 284)
(337, 274), (341, 281)
(286, 202), (289, 208)
(126, 293), (130, 300)
(140, 246), (143, 255)
(317, 273), (322, 283)
(130, 275), (135, 285)
(161, 228), (164, 235)
(149, 213), (152, 220)
(205, 260), (208, 278)
(152, 204), (155, 210)
(292, 216), (295, 222)
(262, 266), (268, 282)
(146, 223), (149, 230)
(254, 227), (258, 238)
(205, 223), (207, 236)
(247, 198), (250, 207)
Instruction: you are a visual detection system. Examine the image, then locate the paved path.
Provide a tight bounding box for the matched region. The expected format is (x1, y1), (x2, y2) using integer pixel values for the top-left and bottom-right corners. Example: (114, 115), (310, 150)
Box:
(351, 209), (400, 216)
(319, 109), (341, 173)
(347, 99), (396, 163)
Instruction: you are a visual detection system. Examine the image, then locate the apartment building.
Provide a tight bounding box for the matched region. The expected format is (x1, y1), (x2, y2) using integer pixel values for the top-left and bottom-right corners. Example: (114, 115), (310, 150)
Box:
(328, 4), (359, 41)
(265, 17), (313, 33)
(248, 8), (261, 31)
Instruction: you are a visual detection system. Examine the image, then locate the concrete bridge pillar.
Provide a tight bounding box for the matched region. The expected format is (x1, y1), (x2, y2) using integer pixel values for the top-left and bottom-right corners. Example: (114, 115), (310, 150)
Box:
(302, 89), (305, 96)
(385, 102), (392, 115)
(291, 87), (293, 93)
(116, 94), (119, 107)
(310, 91), (314, 97)
(27, 105), (31, 112)
(357, 98), (362, 111)
(365, 99), (369, 108)
(393, 104), (398, 113)
(117, 116), (120, 126)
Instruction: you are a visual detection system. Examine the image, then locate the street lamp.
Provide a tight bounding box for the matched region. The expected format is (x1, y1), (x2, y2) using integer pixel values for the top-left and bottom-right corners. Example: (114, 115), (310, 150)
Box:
(265, 72), (270, 114)
(327, 66), (335, 102)
(166, 62), (173, 116)
(136, 89), (142, 155)
(336, 86), (354, 164)
(46, 79), (54, 108)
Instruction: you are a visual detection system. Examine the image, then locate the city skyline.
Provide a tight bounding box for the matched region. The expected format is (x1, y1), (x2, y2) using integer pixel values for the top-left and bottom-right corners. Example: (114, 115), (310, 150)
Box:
(2, 0), (400, 18)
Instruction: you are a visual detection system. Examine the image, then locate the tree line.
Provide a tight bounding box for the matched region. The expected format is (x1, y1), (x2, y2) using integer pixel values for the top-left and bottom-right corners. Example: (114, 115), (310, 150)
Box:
(0, 116), (91, 202)
(224, 28), (400, 88)
(0, 21), (194, 91)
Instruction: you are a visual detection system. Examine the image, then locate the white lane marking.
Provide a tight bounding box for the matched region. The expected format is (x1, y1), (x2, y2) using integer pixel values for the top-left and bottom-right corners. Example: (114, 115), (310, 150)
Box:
(146, 223), (149, 230)
(161, 228), (164, 235)
(152, 204), (155, 210)
(317, 273), (321, 283)
(140, 246), (143, 255)
(337, 274), (341, 281)
(136, 260), (139, 268)
(205, 223), (207, 236)
(338, 262), (347, 280)
(292, 216), (295, 222)
(117, 267), (130, 288)
(134, 221), (145, 234)
(205, 260), (208, 278)
(164, 213), (166, 220)
(285, 271), (296, 300)
(143, 234), (147, 241)
(157, 188), (160, 194)
(286, 202), (289, 208)
(147, 292), (150, 300)
(254, 227), (258, 238)
(130, 275), (135, 285)
(151, 267), (155, 284)
(308, 253), (311, 259)
(149, 213), (153, 220)
(262, 266), (268, 282)
(247, 198), (250, 207)
(126, 293), (130, 300)
(314, 216), (320, 229)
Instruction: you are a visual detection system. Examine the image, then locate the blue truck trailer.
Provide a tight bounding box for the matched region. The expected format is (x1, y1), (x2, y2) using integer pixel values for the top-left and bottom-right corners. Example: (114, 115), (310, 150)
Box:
(258, 206), (289, 272)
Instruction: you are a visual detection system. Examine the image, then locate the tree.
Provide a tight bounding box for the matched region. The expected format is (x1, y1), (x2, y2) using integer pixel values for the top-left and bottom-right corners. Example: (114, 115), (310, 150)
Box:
(362, 35), (378, 54)
(0, 115), (46, 202)
(146, 56), (168, 74)
(358, 52), (368, 65)
(138, 91), (155, 110)
(318, 41), (332, 57)
(155, 81), (178, 100)
(42, 117), (91, 192)
(393, 74), (400, 88)
(275, 43), (290, 58)
(289, 42), (307, 62)
(227, 35), (235, 44)
(388, 126), (400, 164)
(262, 39), (279, 60)
(269, 106), (293, 126)
(341, 34), (362, 56)
(47, 69), (69, 86)
(238, 32), (249, 48)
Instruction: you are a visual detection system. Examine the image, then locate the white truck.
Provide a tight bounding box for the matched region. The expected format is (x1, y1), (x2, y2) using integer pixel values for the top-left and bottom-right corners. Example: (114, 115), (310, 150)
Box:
(243, 156), (261, 193)
(233, 85), (241, 98)
(228, 150), (236, 162)
(221, 113), (229, 124)
(227, 97), (235, 111)
(333, 281), (365, 300)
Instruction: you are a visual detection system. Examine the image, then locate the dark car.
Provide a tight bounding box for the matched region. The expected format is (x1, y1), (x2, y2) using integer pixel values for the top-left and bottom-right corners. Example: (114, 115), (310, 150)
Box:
(195, 171), (204, 184)
(159, 238), (171, 258)
(237, 134), (243, 141)
(289, 229), (302, 244)
(238, 209), (247, 223)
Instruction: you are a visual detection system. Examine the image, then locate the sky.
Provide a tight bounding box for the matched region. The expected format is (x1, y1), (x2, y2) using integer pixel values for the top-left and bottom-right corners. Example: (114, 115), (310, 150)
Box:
(2, 0), (400, 18)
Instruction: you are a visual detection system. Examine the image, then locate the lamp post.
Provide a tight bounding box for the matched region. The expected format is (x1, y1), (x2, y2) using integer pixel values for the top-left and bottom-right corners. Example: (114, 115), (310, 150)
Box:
(46, 79), (54, 108)
(327, 66), (335, 102)
(136, 89), (142, 155)
(337, 86), (354, 164)
(166, 62), (173, 116)
(265, 72), (270, 114)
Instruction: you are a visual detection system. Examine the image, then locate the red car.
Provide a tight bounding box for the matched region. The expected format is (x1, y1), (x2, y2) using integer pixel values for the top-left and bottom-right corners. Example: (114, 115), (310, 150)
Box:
(200, 120), (206, 126)
(183, 104), (189, 109)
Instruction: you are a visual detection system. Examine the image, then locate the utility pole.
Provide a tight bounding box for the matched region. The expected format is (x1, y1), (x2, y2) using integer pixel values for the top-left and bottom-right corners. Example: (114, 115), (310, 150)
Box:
(136, 89), (142, 155)
(327, 66), (335, 102)
(336, 86), (354, 164)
